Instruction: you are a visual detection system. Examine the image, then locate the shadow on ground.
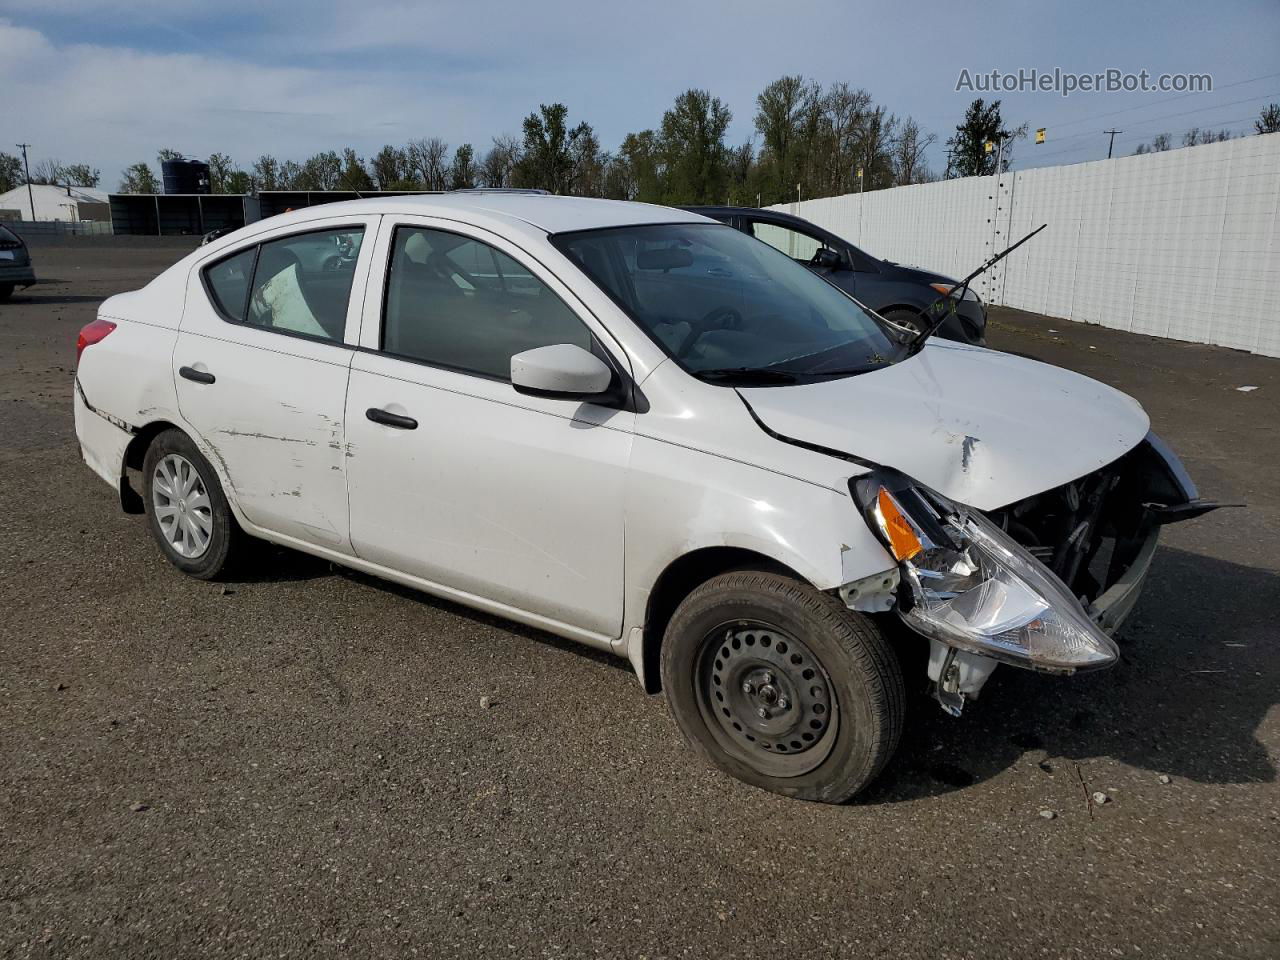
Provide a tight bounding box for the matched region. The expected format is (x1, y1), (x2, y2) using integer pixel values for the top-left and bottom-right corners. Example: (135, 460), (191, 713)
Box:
(229, 538), (1277, 804)
(862, 545), (1277, 802)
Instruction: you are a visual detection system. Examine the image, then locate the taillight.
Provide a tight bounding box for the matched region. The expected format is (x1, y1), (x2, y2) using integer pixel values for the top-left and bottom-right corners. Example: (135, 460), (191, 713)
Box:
(76, 319), (117, 364)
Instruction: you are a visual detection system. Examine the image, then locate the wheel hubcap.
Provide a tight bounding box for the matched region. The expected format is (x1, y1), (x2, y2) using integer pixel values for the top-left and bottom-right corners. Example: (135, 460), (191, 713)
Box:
(698, 621), (838, 777)
(151, 453), (213, 559)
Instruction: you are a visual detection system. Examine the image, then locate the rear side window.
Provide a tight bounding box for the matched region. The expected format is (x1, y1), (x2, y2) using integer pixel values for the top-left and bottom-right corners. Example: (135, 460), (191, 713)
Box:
(204, 248), (255, 321)
(382, 226), (592, 379)
(202, 227), (365, 343)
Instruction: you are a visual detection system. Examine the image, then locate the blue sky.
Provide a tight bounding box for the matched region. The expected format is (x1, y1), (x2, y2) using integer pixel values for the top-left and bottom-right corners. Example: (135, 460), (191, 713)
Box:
(2, 0), (1277, 190)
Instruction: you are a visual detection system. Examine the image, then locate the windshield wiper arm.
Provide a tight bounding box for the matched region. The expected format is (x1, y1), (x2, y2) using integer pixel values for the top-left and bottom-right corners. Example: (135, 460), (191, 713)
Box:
(906, 223), (1047, 355)
(696, 367), (799, 385)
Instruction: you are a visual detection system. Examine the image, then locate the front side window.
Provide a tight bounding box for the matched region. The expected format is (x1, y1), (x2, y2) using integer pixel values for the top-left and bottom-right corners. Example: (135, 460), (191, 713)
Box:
(202, 227), (364, 342)
(552, 222), (903, 383)
(749, 221), (827, 263)
(383, 226), (593, 379)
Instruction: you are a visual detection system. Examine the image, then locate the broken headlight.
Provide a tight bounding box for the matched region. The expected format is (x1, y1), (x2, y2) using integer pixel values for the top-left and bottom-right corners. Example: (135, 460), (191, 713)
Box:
(853, 473), (1119, 673)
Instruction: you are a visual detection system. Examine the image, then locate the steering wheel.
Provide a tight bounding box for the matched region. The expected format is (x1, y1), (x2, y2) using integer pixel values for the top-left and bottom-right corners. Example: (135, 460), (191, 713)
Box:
(676, 306), (743, 359)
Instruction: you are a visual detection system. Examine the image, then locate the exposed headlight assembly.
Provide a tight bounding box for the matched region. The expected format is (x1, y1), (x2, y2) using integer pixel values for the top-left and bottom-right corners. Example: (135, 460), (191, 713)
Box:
(853, 472), (1119, 674)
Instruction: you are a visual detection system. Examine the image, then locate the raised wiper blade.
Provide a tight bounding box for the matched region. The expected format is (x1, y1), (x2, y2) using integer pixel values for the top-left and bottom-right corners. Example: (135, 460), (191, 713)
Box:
(907, 223), (1047, 354)
(695, 367), (799, 385)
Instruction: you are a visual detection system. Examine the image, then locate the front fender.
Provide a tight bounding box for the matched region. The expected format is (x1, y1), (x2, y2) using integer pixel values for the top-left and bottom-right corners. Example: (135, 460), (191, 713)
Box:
(621, 435), (894, 636)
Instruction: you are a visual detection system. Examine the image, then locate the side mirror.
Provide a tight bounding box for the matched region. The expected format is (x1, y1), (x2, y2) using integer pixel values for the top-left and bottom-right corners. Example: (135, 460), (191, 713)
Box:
(813, 247), (843, 270)
(511, 344), (614, 399)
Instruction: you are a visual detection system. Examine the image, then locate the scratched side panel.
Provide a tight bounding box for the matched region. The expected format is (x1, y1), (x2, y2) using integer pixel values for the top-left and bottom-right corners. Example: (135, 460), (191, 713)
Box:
(172, 329), (355, 552)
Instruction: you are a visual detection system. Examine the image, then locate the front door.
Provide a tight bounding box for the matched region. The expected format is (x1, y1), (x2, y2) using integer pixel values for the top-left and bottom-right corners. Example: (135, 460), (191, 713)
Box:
(175, 219), (377, 552)
(344, 219), (633, 639)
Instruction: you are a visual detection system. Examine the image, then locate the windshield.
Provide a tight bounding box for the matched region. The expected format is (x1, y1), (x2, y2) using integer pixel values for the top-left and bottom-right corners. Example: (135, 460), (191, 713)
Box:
(551, 222), (904, 384)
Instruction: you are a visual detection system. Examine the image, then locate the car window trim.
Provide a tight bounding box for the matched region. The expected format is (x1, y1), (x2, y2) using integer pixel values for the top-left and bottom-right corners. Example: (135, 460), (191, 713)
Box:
(198, 222), (368, 346)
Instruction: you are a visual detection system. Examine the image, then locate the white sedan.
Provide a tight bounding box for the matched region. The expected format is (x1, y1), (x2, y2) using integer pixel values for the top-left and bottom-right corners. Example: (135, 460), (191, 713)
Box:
(73, 194), (1214, 803)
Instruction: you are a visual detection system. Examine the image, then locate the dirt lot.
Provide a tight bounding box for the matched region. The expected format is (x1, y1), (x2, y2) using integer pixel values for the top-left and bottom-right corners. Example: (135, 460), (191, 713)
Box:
(2, 238), (1278, 959)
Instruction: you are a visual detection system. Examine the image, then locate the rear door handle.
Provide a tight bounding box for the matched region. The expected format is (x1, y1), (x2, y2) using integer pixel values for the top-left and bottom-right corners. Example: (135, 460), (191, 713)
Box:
(365, 407), (418, 430)
(179, 366), (216, 384)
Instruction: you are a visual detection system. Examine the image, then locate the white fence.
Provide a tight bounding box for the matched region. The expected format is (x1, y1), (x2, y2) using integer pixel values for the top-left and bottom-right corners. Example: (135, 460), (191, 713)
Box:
(772, 133), (1280, 357)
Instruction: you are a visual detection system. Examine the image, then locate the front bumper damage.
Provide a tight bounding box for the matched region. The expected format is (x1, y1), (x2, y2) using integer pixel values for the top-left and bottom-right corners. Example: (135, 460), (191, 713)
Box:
(843, 432), (1221, 714)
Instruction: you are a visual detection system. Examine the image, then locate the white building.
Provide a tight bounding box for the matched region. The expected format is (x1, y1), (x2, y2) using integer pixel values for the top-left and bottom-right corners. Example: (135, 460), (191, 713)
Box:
(0, 183), (111, 222)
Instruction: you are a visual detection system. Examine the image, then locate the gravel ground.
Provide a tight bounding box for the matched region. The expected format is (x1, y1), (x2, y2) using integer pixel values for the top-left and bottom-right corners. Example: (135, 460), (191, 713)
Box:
(2, 238), (1277, 959)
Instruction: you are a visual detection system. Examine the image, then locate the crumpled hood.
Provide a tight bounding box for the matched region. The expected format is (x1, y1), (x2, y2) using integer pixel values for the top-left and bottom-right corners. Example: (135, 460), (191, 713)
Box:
(739, 341), (1150, 510)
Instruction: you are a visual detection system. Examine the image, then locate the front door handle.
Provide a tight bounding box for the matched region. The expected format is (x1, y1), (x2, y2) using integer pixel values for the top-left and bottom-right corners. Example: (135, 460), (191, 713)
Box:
(366, 407), (418, 430)
(179, 366), (216, 384)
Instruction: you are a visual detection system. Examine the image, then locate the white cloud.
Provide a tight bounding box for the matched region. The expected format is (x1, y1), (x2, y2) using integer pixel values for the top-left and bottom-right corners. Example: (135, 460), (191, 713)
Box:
(0, 18), (491, 188)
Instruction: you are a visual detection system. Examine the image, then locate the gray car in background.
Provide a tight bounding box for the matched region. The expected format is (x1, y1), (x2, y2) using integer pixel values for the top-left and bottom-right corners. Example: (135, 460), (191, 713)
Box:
(685, 206), (988, 346)
(0, 224), (37, 300)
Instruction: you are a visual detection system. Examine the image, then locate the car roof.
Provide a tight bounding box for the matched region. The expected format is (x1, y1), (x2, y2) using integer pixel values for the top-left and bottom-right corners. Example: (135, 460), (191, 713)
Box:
(263, 193), (714, 236)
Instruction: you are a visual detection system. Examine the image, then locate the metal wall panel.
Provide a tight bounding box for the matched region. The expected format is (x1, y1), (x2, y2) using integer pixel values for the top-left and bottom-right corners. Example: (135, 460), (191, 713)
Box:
(771, 134), (1280, 357)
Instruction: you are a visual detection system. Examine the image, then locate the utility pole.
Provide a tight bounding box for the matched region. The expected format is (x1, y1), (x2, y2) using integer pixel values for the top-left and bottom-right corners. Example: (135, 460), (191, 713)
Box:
(1104, 129), (1122, 159)
(16, 143), (35, 220)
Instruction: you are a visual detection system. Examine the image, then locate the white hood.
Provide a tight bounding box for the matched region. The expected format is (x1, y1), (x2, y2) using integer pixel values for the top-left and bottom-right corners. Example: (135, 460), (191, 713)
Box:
(739, 341), (1150, 510)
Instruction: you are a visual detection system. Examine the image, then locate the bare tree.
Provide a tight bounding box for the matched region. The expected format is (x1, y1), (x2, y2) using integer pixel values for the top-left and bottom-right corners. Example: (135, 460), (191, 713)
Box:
(370, 144), (410, 189)
(480, 135), (521, 188)
(61, 163), (100, 187)
(1257, 103), (1280, 135)
(891, 117), (936, 186)
(30, 158), (63, 184)
(409, 137), (450, 190)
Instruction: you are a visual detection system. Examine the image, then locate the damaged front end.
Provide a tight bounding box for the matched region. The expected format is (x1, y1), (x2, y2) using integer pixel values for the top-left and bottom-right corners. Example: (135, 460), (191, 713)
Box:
(849, 432), (1220, 715)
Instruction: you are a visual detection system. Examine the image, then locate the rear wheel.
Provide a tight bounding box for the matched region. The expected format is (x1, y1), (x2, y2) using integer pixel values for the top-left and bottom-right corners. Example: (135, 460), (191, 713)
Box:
(142, 428), (241, 579)
(661, 571), (904, 803)
(0, 284), (14, 301)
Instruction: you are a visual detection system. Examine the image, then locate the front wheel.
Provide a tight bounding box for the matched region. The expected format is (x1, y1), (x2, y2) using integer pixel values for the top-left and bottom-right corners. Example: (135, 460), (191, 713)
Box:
(0, 283), (14, 301)
(661, 571), (904, 803)
(142, 428), (242, 579)
(880, 307), (929, 338)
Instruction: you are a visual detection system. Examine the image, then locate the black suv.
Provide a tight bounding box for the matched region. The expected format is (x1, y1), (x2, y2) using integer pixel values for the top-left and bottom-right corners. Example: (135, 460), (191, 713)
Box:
(684, 206), (987, 346)
(0, 224), (37, 301)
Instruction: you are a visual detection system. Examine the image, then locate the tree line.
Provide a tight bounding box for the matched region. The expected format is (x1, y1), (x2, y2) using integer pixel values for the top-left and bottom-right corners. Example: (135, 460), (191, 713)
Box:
(104, 78), (945, 203)
(3, 93), (1276, 202)
(1134, 102), (1279, 154)
(102, 82), (941, 203)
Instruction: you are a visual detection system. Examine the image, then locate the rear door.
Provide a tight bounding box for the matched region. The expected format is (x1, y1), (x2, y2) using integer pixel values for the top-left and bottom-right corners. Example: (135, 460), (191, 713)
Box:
(343, 217), (634, 639)
(175, 217), (378, 552)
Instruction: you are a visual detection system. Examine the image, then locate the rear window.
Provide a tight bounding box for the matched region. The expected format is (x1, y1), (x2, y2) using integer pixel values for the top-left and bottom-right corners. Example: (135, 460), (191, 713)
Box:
(0, 224), (20, 244)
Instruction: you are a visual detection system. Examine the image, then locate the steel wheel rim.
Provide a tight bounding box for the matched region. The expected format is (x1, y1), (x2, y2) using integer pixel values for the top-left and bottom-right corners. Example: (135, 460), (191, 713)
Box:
(695, 620), (839, 778)
(151, 453), (213, 559)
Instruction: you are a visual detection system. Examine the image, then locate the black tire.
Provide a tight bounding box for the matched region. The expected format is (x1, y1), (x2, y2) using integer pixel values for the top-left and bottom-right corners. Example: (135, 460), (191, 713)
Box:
(661, 571), (904, 804)
(142, 428), (242, 579)
(0, 284), (14, 302)
(880, 307), (928, 337)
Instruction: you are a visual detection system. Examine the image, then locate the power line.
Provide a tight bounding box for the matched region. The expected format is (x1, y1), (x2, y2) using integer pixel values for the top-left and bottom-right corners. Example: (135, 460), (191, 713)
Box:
(1026, 92), (1276, 160)
(1044, 70), (1280, 133)
(1026, 113), (1262, 165)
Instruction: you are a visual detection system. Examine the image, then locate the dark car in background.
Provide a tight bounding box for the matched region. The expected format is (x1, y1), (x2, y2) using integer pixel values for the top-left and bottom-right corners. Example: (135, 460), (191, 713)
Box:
(685, 206), (987, 346)
(0, 224), (37, 301)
